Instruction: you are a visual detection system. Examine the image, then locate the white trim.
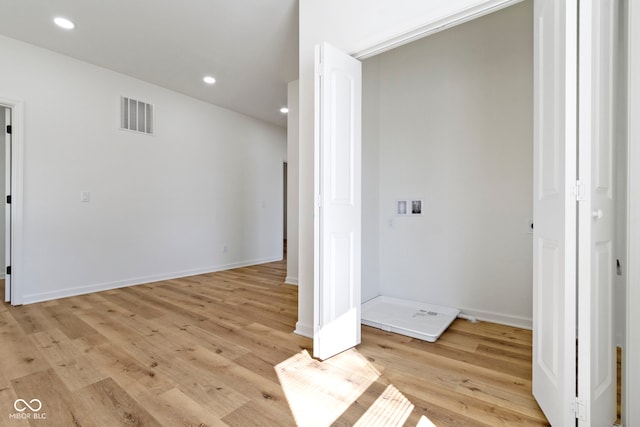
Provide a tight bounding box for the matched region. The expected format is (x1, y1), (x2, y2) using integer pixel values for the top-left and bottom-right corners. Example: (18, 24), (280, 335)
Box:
(626, 0), (640, 423)
(312, 44), (322, 343)
(20, 256), (282, 305)
(294, 322), (313, 338)
(0, 96), (24, 306)
(459, 307), (532, 330)
(353, 0), (523, 60)
(285, 276), (298, 286)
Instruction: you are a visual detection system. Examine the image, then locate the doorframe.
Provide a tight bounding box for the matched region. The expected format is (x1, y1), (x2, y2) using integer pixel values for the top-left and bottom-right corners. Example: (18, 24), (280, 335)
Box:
(0, 96), (24, 306)
(352, 0), (524, 60)
(626, 0), (640, 423)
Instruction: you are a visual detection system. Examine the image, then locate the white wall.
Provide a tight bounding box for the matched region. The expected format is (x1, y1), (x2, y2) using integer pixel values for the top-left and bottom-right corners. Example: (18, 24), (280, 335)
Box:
(286, 80), (299, 286)
(297, 0), (517, 336)
(0, 35), (286, 304)
(362, 1), (533, 327)
(361, 65), (381, 303)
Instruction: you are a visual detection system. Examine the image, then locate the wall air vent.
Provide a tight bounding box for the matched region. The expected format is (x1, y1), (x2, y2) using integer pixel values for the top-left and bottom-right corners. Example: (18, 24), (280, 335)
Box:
(120, 97), (153, 135)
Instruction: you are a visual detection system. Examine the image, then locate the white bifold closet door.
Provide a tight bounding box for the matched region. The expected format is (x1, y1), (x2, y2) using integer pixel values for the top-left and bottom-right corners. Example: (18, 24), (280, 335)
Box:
(313, 42), (362, 361)
(532, 0), (578, 424)
(533, 0), (617, 425)
(577, 0), (617, 424)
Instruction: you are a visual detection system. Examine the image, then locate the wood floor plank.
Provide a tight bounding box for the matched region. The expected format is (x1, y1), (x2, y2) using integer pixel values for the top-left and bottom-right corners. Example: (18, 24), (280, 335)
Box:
(438, 328), (533, 357)
(360, 326), (536, 399)
(171, 344), (290, 417)
(222, 399), (296, 427)
(152, 387), (229, 427)
(0, 383), (31, 427)
(150, 316), (252, 361)
(0, 315), (51, 382)
(11, 368), (92, 427)
(234, 352), (283, 385)
(194, 319), (292, 366)
(454, 377), (549, 420)
(123, 285), (210, 324)
(29, 328), (109, 392)
(8, 304), (55, 335)
(42, 305), (100, 340)
(98, 290), (164, 320)
(381, 369), (548, 426)
(0, 257), (553, 426)
(405, 393), (498, 427)
(80, 341), (175, 398)
(449, 319), (533, 346)
(72, 377), (161, 427)
(404, 334), (532, 380)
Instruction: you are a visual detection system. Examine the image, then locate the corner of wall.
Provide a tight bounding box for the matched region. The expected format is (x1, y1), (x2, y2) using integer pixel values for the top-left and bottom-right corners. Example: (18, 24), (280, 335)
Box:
(294, 321), (313, 338)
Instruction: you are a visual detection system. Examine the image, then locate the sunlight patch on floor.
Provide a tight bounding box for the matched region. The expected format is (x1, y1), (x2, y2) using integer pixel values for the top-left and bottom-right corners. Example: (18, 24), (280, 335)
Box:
(275, 349), (378, 426)
(353, 384), (414, 427)
(416, 415), (438, 426)
(275, 348), (436, 427)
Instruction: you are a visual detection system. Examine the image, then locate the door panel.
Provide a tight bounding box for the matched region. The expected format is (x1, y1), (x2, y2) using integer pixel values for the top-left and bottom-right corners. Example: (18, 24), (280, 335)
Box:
(532, 0), (578, 425)
(577, 0), (617, 424)
(313, 42), (362, 361)
(329, 232), (354, 318)
(536, 239), (561, 380)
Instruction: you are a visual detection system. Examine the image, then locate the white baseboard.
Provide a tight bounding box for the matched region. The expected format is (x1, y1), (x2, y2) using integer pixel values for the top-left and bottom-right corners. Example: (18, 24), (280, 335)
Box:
(459, 307), (532, 330)
(294, 322), (313, 338)
(0, 273), (4, 280)
(21, 256), (282, 305)
(285, 276), (298, 286)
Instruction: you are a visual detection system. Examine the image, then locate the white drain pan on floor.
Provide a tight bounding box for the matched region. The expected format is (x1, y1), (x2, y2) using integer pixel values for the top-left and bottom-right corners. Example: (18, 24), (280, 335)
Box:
(361, 296), (460, 342)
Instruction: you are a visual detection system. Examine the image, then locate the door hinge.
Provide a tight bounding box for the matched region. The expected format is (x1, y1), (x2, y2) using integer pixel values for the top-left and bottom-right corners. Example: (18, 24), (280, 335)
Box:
(573, 397), (586, 420)
(6, 266), (11, 275)
(6, 125), (11, 134)
(315, 194), (322, 208)
(6, 195), (10, 204)
(574, 180), (586, 201)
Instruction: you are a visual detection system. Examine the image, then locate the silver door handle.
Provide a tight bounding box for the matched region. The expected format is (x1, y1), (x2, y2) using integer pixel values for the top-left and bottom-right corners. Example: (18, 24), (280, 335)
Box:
(592, 209), (603, 220)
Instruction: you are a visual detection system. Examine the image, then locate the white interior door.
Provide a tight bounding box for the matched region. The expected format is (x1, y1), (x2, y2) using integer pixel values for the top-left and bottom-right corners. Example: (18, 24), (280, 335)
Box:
(313, 42), (362, 361)
(577, 0), (617, 424)
(532, 0), (578, 425)
(4, 107), (10, 303)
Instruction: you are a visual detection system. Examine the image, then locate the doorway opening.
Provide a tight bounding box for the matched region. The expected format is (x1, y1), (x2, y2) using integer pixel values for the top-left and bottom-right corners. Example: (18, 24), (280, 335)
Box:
(283, 161), (288, 261)
(0, 96), (23, 307)
(360, 0), (534, 331)
(1, 105), (11, 304)
(354, 0), (624, 424)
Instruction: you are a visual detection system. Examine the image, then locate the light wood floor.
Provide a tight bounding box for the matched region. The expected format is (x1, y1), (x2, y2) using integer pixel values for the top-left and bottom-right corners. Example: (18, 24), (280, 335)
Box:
(0, 261), (550, 426)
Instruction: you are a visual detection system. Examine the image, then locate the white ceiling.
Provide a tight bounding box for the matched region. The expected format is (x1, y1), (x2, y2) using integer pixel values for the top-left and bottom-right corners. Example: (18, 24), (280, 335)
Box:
(0, 0), (299, 127)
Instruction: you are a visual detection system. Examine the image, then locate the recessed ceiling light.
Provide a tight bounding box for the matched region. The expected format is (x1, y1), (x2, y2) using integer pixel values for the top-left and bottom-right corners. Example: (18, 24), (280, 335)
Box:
(54, 17), (75, 30)
(203, 76), (216, 85)
(280, 107), (289, 114)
